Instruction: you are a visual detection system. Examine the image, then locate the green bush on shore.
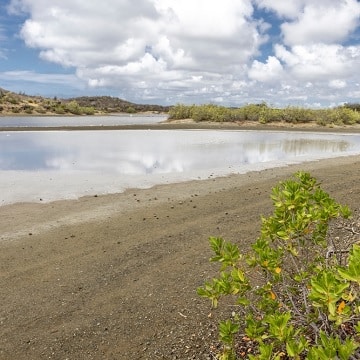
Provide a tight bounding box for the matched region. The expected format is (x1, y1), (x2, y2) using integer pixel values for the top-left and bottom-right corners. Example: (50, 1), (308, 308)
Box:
(198, 172), (359, 359)
(42, 100), (96, 115)
(168, 103), (360, 126)
(64, 100), (95, 115)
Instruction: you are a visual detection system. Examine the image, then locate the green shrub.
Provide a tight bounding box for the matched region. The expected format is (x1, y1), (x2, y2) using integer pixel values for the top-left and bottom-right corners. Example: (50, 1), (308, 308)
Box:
(54, 105), (66, 114)
(65, 100), (82, 115)
(5, 95), (20, 105)
(315, 110), (331, 126)
(125, 106), (136, 114)
(334, 108), (360, 125)
(191, 104), (230, 122)
(315, 108), (360, 126)
(35, 108), (47, 114)
(81, 106), (95, 115)
(198, 172), (359, 359)
(281, 107), (315, 123)
(343, 103), (360, 112)
(225, 108), (247, 122)
(63, 100), (95, 115)
(7, 96), (19, 105)
(241, 104), (264, 121)
(168, 104), (195, 119)
(264, 108), (285, 123)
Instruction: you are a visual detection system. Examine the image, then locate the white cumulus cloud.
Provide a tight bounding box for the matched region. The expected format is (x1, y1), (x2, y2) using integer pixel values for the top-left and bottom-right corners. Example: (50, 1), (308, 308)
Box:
(329, 79), (347, 89)
(275, 44), (359, 80)
(254, 0), (304, 18)
(3, 0), (360, 106)
(248, 56), (284, 82)
(280, 0), (360, 46)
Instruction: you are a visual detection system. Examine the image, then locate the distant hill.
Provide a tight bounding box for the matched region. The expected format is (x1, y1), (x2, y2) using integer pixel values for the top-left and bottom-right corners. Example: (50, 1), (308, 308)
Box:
(66, 96), (169, 113)
(0, 88), (170, 115)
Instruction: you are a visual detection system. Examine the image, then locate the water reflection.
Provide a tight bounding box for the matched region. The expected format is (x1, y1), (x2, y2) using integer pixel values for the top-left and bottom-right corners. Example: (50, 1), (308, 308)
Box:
(1, 130), (355, 173)
(1, 129), (360, 204)
(0, 114), (167, 127)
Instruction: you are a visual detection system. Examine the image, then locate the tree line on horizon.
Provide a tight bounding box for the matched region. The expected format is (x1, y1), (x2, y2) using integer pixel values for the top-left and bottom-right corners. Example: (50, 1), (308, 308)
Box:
(168, 102), (360, 126)
(0, 86), (359, 123)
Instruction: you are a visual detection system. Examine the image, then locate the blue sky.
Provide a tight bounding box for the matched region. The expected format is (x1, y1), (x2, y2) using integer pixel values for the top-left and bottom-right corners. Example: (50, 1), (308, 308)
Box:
(0, 0), (360, 107)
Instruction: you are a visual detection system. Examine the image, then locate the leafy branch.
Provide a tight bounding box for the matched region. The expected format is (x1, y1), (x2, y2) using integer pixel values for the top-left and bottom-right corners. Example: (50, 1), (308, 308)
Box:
(198, 172), (360, 359)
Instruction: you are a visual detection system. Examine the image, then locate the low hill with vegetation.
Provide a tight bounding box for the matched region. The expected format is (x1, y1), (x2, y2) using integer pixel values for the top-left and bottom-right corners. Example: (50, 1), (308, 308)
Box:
(0, 88), (169, 116)
(68, 96), (169, 114)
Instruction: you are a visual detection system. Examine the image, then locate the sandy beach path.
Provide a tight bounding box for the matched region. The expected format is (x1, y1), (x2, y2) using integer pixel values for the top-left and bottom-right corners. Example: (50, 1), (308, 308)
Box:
(1, 155), (360, 359)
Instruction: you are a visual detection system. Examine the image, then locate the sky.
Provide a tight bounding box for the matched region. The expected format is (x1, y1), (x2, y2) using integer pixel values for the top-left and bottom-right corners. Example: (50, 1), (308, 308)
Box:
(0, 0), (360, 107)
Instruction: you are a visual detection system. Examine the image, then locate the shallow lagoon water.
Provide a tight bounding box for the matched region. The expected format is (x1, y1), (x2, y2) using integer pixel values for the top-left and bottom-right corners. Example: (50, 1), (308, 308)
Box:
(1, 129), (360, 205)
(0, 114), (167, 127)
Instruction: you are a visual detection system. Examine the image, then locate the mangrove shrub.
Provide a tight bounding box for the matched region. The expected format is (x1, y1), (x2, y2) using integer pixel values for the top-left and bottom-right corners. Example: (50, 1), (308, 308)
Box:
(198, 172), (360, 359)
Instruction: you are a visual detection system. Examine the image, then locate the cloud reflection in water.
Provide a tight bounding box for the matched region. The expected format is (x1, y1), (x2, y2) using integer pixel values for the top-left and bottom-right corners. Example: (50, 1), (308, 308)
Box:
(0, 129), (359, 204)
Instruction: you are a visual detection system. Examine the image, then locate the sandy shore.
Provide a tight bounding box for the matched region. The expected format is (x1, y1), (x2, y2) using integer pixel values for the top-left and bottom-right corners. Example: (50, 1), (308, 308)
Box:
(1, 151), (360, 358)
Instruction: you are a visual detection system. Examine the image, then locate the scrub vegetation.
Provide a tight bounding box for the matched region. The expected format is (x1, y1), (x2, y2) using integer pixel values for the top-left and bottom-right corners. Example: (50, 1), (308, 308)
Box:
(0, 89), (97, 115)
(199, 172), (360, 359)
(169, 103), (360, 127)
(0, 87), (168, 115)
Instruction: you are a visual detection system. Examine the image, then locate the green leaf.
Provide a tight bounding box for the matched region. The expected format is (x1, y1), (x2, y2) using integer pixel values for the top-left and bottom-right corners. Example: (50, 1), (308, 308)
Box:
(309, 270), (349, 315)
(338, 244), (360, 283)
(236, 297), (250, 306)
(209, 237), (240, 268)
(265, 311), (292, 342)
(337, 337), (359, 360)
(219, 319), (239, 345)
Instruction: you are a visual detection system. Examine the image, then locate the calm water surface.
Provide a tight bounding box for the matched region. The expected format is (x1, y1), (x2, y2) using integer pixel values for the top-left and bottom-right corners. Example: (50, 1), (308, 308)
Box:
(1, 129), (360, 204)
(0, 114), (167, 127)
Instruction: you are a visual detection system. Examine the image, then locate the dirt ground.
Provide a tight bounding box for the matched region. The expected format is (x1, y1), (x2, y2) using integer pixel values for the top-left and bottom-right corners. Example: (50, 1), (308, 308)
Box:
(1, 135), (360, 359)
